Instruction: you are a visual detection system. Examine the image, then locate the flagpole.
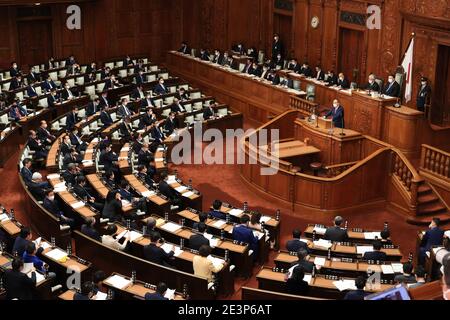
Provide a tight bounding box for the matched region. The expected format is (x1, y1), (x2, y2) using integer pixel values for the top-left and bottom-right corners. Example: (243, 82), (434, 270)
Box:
(399, 32), (415, 105)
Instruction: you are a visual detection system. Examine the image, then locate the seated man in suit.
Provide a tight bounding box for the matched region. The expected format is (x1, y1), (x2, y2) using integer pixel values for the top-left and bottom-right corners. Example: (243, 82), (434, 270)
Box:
(324, 216), (348, 242)
(143, 233), (175, 267)
(124, 55), (134, 66)
(28, 172), (47, 201)
(139, 108), (156, 130)
(100, 106), (114, 128)
(10, 62), (21, 78)
(290, 248), (314, 274)
(10, 75), (25, 90)
(117, 98), (134, 118)
(337, 73), (350, 89)
(12, 227), (43, 257)
(344, 276), (368, 300)
(66, 55), (76, 66)
(73, 176), (104, 212)
(47, 89), (61, 108)
(138, 143), (154, 167)
(315, 66), (325, 81)
(325, 70), (338, 86)
(9, 99), (27, 122)
(383, 74), (401, 98)
(27, 67), (39, 83)
(101, 67), (112, 80)
(249, 62), (262, 77)
(409, 266), (427, 289)
(60, 135), (73, 157)
(27, 130), (48, 159)
(99, 91), (111, 109)
(85, 62), (97, 75)
(419, 217), (445, 265)
(211, 50), (222, 64)
(154, 77), (169, 95)
(66, 107), (79, 131)
(20, 158), (48, 188)
(189, 223), (210, 251)
(70, 127), (87, 153)
(164, 112), (179, 136)
(42, 76), (58, 92)
(300, 62), (313, 77)
(193, 212), (208, 231)
(158, 172), (180, 205)
(286, 266), (309, 296)
(364, 74), (380, 92)
(363, 240), (387, 262)
(118, 180), (147, 215)
(170, 97), (185, 114)
(324, 99), (345, 129)
(199, 49), (210, 61)
(270, 54), (284, 70)
(220, 52), (233, 67)
(150, 121), (165, 144)
(135, 70), (145, 86)
(26, 82), (38, 98)
(81, 217), (101, 242)
(103, 171), (117, 190)
(62, 163), (82, 186)
(132, 84), (145, 101)
(286, 229), (308, 253)
(260, 65), (272, 80)
(394, 262), (417, 284)
(3, 258), (36, 300)
(86, 97), (101, 116)
(141, 93), (155, 109)
(203, 101), (216, 121)
(209, 200), (226, 220)
(136, 165), (155, 187)
(178, 42), (190, 54)
(37, 120), (56, 146)
(43, 189), (75, 227)
(145, 282), (169, 300)
(232, 214), (258, 257)
(61, 83), (76, 101)
(99, 144), (119, 175)
(287, 59), (301, 73)
(74, 281), (95, 301)
(119, 117), (133, 142)
(105, 74), (120, 90)
(380, 229), (392, 245)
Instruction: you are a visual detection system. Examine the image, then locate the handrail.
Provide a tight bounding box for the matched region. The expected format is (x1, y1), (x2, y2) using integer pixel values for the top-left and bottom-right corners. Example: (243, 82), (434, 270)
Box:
(324, 161), (359, 178)
(420, 144), (450, 180)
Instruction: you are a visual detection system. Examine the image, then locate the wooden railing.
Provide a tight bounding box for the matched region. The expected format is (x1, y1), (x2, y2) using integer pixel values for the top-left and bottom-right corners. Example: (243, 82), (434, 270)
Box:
(324, 161), (358, 178)
(420, 144), (450, 181)
(289, 96), (318, 117)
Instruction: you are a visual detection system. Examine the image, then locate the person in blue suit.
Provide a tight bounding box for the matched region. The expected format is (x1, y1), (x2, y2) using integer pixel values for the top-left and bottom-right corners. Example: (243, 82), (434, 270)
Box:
(324, 99), (345, 129)
(209, 200), (226, 220)
(145, 282), (169, 300)
(232, 214), (258, 259)
(419, 217), (445, 265)
(26, 83), (38, 98)
(286, 229), (308, 253)
(344, 276), (368, 300)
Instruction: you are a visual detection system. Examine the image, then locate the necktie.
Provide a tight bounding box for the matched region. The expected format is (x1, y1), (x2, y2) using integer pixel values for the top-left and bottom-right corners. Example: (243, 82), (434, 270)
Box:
(15, 108), (20, 118)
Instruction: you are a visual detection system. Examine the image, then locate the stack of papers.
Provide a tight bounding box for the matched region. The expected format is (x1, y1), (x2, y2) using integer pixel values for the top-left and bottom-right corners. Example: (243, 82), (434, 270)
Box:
(381, 265), (394, 274)
(164, 288), (176, 300)
(228, 209), (243, 217)
(28, 271), (45, 284)
(445, 230), (450, 238)
(313, 239), (332, 249)
(313, 226), (327, 235)
(253, 231), (265, 240)
(207, 255), (224, 269)
(105, 275), (131, 290)
(161, 243), (174, 254)
(364, 232), (381, 240)
(94, 292), (108, 300)
(212, 220), (226, 228)
(391, 263), (404, 273)
(182, 191), (194, 198)
(121, 147), (130, 152)
(81, 160), (94, 166)
(141, 190), (156, 198)
(116, 230), (142, 243)
(0, 214), (9, 222)
(47, 174), (61, 180)
(161, 222), (182, 233)
(314, 257), (326, 267)
(45, 248), (68, 261)
(356, 246), (374, 255)
(121, 200), (131, 207)
(209, 238), (219, 248)
(167, 175), (177, 184)
(204, 233), (213, 240)
(157, 147), (165, 152)
(260, 216), (272, 223)
(85, 149), (94, 154)
(175, 186), (188, 193)
(71, 201), (85, 209)
(174, 246), (183, 257)
(303, 274), (312, 285)
(155, 158), (164, 162)
(92, 138), (99, 143)
(333, 280), (356, 292)
(54, 182), (66, 189)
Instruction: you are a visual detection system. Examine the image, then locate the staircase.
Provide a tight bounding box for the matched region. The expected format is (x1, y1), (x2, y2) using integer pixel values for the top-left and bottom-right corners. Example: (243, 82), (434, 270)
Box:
(406, 181), (450, 226)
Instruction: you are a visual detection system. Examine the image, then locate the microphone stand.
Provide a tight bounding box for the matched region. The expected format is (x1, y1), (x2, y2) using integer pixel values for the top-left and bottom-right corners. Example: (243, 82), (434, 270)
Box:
(339, 107), (346, 137)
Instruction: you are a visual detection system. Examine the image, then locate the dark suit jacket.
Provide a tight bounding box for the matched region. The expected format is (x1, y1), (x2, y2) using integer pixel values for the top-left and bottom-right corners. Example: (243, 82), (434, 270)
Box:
(164, 118), (178, 135)
(145, 292), (168, 300)
(99, 96), (111, 108)
(325, 106), (345, 129)
(117, 105), (133, 118)
(100, 150), (118, 172)
(20, 167), (33, 185)
(363, 250), (387, 262)
(81, 224), (101, 242)
(132, 88), (145, 100)
(135, 74), (145, 86)
(119, 122), (133, 140)
(43, 198), (63, 219)
(209, 210), (226, 220)
(143, 243), (174, 265)
(138, 150), (154, 166)
(86, 102), (99, 116)
(315, 71), (325, 81)
(286, 239), (308, 253)
(300, 67), (313, 78)
(73, 293), (90, 300)
(272, 40), (283, 59)
(42, 80), (57, 92)
(100, 111), (113, 127)
(154, 84), (168, 95)
(203, 107), (215, 120)
(326, 75), (338, 86)
(12, 237), (34, 257)
(344, 289), (367, 300)
(290, 260), (315, 274)
(141, 99), (155, 109)
(66, 112), (78, 131)
(365, 82), (380, 92)
(324, 226), (348, 242)
(158, 180), (177, 200)
(337, 78), (350, 89)
(286, 279), (309, 296)
(232, 225), (258, 253)
(189, 234), (210, 251)
(27, 86), (38, 98)
(421, 227), (444, 251)
(102, 199), (122, 222)
(383, 81), (400, 97)
(3, 270), (36, 300)
(61, 88), (75, 101)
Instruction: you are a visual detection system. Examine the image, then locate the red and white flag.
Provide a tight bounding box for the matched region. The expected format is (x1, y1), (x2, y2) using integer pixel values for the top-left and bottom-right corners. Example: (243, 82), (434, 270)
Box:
(401, 37), (414, 103)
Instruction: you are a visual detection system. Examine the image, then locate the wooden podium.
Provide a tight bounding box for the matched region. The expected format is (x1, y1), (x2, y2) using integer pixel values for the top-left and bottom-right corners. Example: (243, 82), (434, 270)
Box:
(317, 117), (333, 130)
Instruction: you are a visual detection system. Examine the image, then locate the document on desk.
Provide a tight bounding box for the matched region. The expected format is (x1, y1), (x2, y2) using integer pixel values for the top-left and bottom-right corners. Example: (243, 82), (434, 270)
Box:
(121, 147), (130, 152)
(54, 182), (66, 189)
(157, 147), (165, 152)
(212, 220), (226, 228)
(209, 238), (219, 248)
(445, 230), (450, 238)
(141, 190), (156, 198)
(174, 246), (183, 257)
(207, 255), (224, 269)
(260, 216), (272, 224)
(391, 263), (404, 273)
(333, 280), (356, 292)
(155, 158), (164, 162)
(121, 199), (131, 207)
(94, 291), (108, 300)
(303, 274), (312, 285)
(182, 191), (194, 198)
(314, 257), (326, 267)
(364, 232), (381, 240)
(129, 231), (143, 242)
(164, 288), (176, 300)
(161, 222), (182, 233)
(161, 243), (174, 254)
(45, 248), (68, 261)
(313, 226), (327, 235)
(175, 186), (188, 193)
(228, 209), (244, 217)
(313, 239), (332, 249)
(47, 174), (61, 180)
(85, 149), (94, 154)
(71, 201), (85, 209)
(0, 213), (9, 222)
(253, 231), (264, 240)
(81, 160), (94, 166)
(105, 275), (132, 290)
(381, 265), (394, 274)
(28, 271), (45, 284)
(167, 175), (177, 184)
(356, 246), (374, 255)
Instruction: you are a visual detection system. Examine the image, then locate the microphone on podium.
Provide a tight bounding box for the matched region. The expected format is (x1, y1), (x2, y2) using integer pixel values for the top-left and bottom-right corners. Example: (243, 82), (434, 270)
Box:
(339, 108), (346, 137)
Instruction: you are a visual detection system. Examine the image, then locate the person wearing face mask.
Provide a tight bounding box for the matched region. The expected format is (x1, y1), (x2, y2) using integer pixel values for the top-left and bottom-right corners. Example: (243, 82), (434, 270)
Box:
(364, 74), (380, 92)
(200, 49), (210, 61)
(118, 180), (147, 215)
(100, 106), (113, 128)
(324, 99), (345, 129)
(105, 74), (120, 90)
(212, 50), (222, 64)
(70, 127), (87, 153)
(119, 117), (134, 142)
(249, 62), (262, 77)
(315, 66), (325, 81)
(66, 107), (79, 131)
(60, 135), (73, 156)
(272, 34), (283, 60)
(220, 52), (233, 67)
(86, 97), (100, 116)
(47, 88), (60, 108)
(42, 75), (58, 92)
(337, 73), (350, 89)
(300, 62), (313, 78)
(10, 75), (24, 90)
(131, 132), (144, 154)
(164, 112), (179, 135)
(27, 130), (48, 159)
(326, 70), (338, 86)
(61, 83), (75, 101)
(382, 74), (400, 98)
(132, 84), (145, 101)
(135, 69), (145, 86)
(9, 99), (27, 122)
(118, 98), (133, 118)
(271, 54), (284, 69)
(416, 77), (431, 113)
(154, 77), (169, 95)
(170, 97), (185, 114)
(101, 67), (111, 80)
(151, 121), (165, 143)
(73, 176), (104, 212)
(86, 62), (97, 75)
(178, 41), (190, 54)
(10, 61), (21, 78)
(63, 147), (82, 169)
(139, 108), (156, 129)
(260, 65), (271, 80)
(37, 120), (56, 146)
(43, 189), (75, 227)
(26, 79), (39, 98)
(288, 59), (301, 73)
(100, 144), (120, 175)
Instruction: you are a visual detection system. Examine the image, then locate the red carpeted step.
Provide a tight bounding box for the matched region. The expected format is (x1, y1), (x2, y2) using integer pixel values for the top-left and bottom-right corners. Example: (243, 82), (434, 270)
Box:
(417, 193), (440, 206)
(417, 203), (447, 216)
(407, 212), (450, 226)
(417, 184), (432, 195)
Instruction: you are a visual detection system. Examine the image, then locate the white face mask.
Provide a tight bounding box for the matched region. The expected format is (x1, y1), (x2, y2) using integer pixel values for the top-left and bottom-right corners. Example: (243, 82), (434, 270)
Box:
(333, 103), (338, 108)
(48, 196), (55, 201)
(388, 78), (394, 83)
(339, 77), (344, 81)
(369, 80), (374, 84)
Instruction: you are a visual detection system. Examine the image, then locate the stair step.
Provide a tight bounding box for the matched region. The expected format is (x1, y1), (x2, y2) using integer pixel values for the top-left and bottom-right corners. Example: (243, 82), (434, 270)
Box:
(417, 194), (440, 205)
(417, 204), (447, 216)
(407, 212), (450, 226)
(418, 184), (432, 195)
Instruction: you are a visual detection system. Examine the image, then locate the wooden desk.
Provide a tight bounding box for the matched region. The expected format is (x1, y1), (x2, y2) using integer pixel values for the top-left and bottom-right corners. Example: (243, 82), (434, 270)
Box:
(304, 225), (393, 245)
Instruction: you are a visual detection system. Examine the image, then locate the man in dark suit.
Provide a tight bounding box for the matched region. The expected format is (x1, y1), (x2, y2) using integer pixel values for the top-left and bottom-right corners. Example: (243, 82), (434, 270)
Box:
(344, 276), (368, 300)
(86, 62), (97, 75)
(270, 54), (283, 69)
(243, 59), (253, 74)
(178, 42), (190, 54)
(99, 144), (119, 174)
(80, 217), (101, 242)
(63, 147), (82, 169)
(300, 63), (313, 77)
(290, 248), (314, 273)
(199, 49), (210, 61)
(135, 70), (145, 86)
(383, 75), (401, 97)
(232, 215), (258, 257)
(27, 130), (48, 159)
(272, 34), (283, 60)
(419, 217), (445, 265)
(154, 78), (169, 95)
(20, 158), (38, 186)
(42, 76), (58, 92)
(416, 77), (432, 112)
(61, 83), (75, 101)
(136, 165), (155, 186)
(43, 189), (75, 226)
(209, 200), (226, 220)
(139, 109), (156, 129)
(123, 55), (134, 66)
(203, 101), (216, 120)
(37, 120), (55, 146)
(100, 107), (113, 128)
(326, 71), (338, 86)
(9, 100), (27, 121)
(99, 91), (111, 109)
(324, 216), (348, 242)
(364, 74), (380, 92)
(119, 117), (133, 141)
(117, 98), (133, 118)
(337, 73), (350, 89)
(170, 98), (185, 113)
(10, 75), (24, 90)
(164, 112), (178, 135)
(315, 66), (325, 81)
(150, 122), (165, 143)
(363, 241), (387, 262)
(66, 55), (76, 66)
(249, 62), (262, 77)
(287, 59), (301, 73)
(86, 97), (101, 116)
(73, 176), (104, 212)
(212, 50), (222, 64)
(26, 83), (38, 98)
(12, 227), (43, 257)
(47, 89), (60, 108)
(189, 223), (210, 251)
(394, 262), (417, 284)
(141, 93), (155, 109)
(100, 67), (111, 80)
(138, 143), (154, 167)
(70, 127), (87, 153)
(27, 67), (39, 83)
(10, 62), (21, 78)
(74, 281), (94, 301)
(66, 107), (79, 131)
(286, 229), (308, 253)
(143, 233), (174, 267)
(132, 85), (145, 101)
(105, 74), (120, 90)
(324, 99), (345, 129)
(3, 259), (36, 300)
(145, 282), (169, 300)
(158, 172), (179, 203)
